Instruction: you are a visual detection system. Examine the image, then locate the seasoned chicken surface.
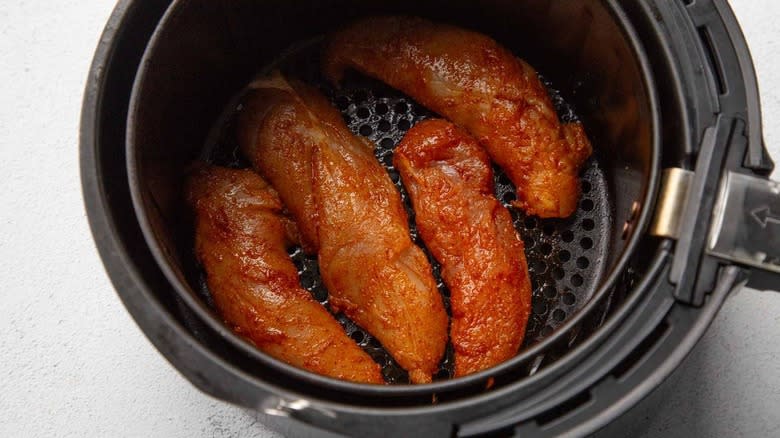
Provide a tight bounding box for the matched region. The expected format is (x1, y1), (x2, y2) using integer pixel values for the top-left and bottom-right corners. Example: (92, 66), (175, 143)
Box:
(238, 73), (448, 384)
(187, 165), (383, 384)
(395, 120), (532, 377)
(238, 75), (320, 253)
(323, 16), (593, 218)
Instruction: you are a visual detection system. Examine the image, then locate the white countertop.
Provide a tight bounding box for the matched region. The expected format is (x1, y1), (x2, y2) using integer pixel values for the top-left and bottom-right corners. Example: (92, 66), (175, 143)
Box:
(0, 1), (777, 437)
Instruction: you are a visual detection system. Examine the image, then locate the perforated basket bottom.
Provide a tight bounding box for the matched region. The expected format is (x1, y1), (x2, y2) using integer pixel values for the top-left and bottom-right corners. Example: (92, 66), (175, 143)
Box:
(202, 41), (611, 384)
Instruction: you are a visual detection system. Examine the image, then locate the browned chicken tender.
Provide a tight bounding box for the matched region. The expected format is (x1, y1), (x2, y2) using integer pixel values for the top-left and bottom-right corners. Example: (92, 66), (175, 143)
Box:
(323, 16), (592, 218)
(187, 165), (383, 384)
(238, 73), (448, 384)
(395, 120), (532, 377)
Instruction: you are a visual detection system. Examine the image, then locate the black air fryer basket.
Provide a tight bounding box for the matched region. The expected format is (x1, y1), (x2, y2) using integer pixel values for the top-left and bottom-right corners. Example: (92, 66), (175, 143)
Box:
(81, 0), (780, 436)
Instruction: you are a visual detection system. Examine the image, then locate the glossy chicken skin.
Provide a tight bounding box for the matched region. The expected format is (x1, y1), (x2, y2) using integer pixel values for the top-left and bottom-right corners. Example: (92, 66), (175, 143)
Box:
(187, 166), (383, 384)
(323, 16), (592, 218)
(238, 73), (448, 384)
(395, 120), (532, 377)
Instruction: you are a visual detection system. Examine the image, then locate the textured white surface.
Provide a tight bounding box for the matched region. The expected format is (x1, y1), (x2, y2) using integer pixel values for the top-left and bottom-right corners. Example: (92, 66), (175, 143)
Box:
(0, 1), (777, 437)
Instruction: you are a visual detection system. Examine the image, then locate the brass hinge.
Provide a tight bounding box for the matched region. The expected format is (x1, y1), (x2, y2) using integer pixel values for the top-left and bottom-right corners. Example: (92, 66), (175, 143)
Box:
(649, 168), (694, 239)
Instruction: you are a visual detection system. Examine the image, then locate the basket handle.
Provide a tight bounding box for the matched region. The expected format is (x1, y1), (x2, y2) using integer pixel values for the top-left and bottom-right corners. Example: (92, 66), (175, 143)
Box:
(708, 171), (780, 291)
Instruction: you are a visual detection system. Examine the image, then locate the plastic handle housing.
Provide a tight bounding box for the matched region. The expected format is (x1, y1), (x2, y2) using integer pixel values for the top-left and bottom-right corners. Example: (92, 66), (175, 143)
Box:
(709, 171), (780, 289)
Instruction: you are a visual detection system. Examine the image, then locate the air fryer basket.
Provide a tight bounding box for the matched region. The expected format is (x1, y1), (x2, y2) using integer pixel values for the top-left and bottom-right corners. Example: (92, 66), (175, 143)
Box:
(196, 42), (620, 384)
(82, 0), (780, 436)
(128, 0), (657, 396)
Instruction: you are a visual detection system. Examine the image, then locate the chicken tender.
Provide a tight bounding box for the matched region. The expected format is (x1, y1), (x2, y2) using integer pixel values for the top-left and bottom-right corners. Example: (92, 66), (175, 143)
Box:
(324, 16), (592, 218)
(187, 166), (383, 384)
(395, 119), (532, 376)
(238, 73), (448, 383)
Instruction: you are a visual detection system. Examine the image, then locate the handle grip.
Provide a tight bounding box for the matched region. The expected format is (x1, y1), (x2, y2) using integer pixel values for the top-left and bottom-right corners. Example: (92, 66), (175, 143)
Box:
(708, 171), (780, 290)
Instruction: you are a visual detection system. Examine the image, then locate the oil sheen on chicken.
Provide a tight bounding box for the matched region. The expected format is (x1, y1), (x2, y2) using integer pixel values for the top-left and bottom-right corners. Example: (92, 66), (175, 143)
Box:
(238, 73), (448, 384)
(187, 166), (383, 384)
(324, 16), (593, 218)
(395, 120), (532, 376)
